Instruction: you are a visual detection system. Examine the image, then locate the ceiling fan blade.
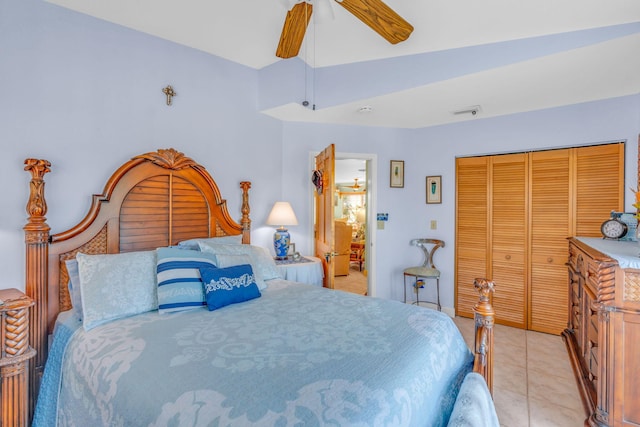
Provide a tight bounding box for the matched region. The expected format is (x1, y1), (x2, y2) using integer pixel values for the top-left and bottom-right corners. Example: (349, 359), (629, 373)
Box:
(336, 0), (413, 44)
(276, 2), (313, 59)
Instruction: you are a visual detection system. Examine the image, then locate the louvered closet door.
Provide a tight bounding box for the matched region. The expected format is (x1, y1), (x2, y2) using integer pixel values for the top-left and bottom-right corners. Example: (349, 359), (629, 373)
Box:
(455, 157), (489, 317)
(529, 149), (571, 334)
(575, 144), (624, 237)
(491, 154), (528, 329)
(455, 143), (624, 332)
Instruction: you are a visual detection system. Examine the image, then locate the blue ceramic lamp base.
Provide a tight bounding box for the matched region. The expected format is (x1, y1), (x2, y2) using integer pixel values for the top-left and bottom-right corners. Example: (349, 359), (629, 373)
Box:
(273, 227), (290, 259)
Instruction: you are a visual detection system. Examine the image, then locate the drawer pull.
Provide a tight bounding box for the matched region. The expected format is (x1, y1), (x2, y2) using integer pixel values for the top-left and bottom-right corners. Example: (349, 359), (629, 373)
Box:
(547, 257), (553, 263)
(505, 255), (511, 260)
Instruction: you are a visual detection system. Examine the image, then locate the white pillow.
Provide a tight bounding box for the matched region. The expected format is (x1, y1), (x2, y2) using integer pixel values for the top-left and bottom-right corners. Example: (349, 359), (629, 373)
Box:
(177, 235), (243, 250)
(198, 243), (281, 283)
(214, 254), (266, 290)
(77, 251), (157, 331)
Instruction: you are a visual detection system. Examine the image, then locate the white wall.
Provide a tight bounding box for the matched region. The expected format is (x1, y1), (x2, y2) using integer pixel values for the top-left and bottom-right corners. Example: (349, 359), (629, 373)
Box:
(282, 95), (640, 310)
(1, 0), (283, 291)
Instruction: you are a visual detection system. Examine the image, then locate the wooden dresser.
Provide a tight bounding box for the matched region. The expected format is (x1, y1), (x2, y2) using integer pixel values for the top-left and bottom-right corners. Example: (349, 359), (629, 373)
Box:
(564, 238), (640, 427)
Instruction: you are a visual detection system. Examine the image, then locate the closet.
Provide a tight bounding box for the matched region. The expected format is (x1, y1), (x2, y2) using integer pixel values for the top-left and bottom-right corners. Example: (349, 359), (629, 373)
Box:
(455, 143), (624, 334)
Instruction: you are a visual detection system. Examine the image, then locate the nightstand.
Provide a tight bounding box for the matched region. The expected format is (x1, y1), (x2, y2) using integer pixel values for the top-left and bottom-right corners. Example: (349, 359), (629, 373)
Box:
(0, 289), (36, 427)
(275, 256), (324, 286)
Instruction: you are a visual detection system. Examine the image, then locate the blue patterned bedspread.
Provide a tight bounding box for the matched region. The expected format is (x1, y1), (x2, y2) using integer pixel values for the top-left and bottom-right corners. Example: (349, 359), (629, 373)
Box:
(35, 280), (473, 426)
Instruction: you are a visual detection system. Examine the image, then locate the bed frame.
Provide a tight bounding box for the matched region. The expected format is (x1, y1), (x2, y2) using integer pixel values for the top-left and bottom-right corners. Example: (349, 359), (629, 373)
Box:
(22, 148), (495, 420)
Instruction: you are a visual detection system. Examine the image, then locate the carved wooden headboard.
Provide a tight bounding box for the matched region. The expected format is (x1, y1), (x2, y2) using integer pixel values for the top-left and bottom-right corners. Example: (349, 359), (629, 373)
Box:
(23, 148), (251, 414)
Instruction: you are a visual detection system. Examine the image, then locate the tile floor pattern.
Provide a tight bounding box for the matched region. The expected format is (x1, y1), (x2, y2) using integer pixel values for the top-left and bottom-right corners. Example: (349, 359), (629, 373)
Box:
(452, 317), (586, 427)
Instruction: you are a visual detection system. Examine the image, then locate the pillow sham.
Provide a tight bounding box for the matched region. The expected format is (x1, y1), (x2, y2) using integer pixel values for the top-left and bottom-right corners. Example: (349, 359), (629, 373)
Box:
(65, 258), (83, 321)
(198, 242), (281, 282)
(156, 247), (218, 313)
(214, 253), (267, 290)
(77, 251), (157, 331)
(177, 235), (243, 250)
(215, 254), (252, 268)
(199, 264), (261, 311)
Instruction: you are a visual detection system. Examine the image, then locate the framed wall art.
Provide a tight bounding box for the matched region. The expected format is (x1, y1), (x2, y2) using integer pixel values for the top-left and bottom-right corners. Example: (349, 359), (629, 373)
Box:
(390, 160), (404, 188)
(426, 175), (442, 204)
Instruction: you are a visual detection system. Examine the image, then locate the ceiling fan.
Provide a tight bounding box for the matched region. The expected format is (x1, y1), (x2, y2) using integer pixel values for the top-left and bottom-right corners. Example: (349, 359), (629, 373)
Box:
(349, 178), (363, 190)
(276, 0), (414, 59)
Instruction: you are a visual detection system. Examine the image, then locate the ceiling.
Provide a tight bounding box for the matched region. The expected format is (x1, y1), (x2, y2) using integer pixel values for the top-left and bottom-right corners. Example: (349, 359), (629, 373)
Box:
(46, 0), (640, 128)
(335, 159), (366, 187)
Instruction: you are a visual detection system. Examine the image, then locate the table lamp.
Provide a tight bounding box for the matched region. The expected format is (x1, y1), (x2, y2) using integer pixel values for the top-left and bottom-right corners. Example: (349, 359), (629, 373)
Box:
(266, 201), (298, 259)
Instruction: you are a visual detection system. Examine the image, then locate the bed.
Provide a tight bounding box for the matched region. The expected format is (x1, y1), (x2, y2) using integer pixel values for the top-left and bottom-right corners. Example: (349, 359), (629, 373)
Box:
(23, 148), (497, 426)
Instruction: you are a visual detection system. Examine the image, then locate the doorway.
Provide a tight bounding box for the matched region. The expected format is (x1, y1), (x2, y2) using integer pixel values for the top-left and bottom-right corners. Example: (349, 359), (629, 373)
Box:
(312, 152), (377, 296)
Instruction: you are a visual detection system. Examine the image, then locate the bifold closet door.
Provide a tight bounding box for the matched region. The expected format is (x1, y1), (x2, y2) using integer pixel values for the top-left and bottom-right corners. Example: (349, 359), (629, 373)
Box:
(490, 154), (528, 329)
(455, 143), (623, 333)
(574, 144), (624, 237)
(529, 149), (571, 334)
(455, 157), (488, 318)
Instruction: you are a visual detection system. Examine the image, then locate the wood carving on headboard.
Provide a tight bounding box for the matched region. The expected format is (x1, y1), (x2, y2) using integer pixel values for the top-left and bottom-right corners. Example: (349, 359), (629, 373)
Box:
(23, 148), (251, 419)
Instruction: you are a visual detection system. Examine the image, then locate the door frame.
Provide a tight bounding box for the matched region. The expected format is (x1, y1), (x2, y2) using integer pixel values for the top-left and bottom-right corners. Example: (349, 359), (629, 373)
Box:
(309, 150), (377, 296)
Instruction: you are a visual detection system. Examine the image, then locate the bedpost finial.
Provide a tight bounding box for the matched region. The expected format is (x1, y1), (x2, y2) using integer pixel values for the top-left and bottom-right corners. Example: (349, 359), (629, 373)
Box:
(473, 278), (495, 319)
(24, 159), (51, 222)
(239, 181), (251, 244)
(474, 278), (494, 301)
(24, 159), (51, 179)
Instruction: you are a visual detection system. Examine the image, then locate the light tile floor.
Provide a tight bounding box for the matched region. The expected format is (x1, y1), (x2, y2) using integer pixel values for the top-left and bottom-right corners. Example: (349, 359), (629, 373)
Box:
(452, 316), (586, 427)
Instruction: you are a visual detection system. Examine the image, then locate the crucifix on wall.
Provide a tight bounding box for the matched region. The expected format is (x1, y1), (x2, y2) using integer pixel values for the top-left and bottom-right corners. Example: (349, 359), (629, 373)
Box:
(162, 85), (176, 106)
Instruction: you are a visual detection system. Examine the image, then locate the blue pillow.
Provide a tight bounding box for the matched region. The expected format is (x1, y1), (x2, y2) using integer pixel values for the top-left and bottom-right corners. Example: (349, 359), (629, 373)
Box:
(156, 247), (218, 313)
(199, 264), (261, 311)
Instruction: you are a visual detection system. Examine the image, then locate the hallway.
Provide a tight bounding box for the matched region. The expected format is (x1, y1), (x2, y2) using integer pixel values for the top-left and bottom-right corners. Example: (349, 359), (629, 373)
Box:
(334, 264), (367, 295)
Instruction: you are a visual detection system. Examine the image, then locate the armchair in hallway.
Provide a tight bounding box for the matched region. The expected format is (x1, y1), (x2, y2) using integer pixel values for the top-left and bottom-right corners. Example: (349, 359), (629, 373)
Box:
(334, 220), (352, 276)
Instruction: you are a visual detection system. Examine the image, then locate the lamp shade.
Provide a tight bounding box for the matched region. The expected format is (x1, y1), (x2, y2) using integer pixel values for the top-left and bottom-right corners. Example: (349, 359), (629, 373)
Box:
(266, 202), (298, 228)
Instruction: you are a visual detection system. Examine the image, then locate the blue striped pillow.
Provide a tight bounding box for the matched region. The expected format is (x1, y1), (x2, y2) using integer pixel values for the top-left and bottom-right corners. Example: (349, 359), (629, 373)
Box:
(156, 247), (218, 313)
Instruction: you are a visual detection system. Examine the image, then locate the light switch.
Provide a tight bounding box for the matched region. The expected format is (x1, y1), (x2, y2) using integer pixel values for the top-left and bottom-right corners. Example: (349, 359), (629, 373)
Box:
(430, 220), (437, 230)
(377, 221), (385, 230)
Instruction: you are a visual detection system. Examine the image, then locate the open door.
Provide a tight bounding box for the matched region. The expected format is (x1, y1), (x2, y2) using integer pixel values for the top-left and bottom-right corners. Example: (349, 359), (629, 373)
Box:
(314, 144), (336, 288)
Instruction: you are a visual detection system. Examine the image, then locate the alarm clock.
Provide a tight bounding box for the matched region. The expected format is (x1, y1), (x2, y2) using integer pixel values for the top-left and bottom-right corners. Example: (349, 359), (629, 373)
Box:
(600, 218), (628, 240)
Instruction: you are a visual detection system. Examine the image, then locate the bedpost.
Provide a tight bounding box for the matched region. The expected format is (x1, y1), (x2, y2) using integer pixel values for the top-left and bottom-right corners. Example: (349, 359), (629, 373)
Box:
(472, 278), (495, 395)
(240, 181), (251, 244)
(23, 158), (51, 419)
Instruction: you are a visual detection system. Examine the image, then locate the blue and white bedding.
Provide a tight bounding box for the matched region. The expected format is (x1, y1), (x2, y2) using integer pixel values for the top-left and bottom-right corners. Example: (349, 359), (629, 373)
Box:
(34, 280), (473, 427)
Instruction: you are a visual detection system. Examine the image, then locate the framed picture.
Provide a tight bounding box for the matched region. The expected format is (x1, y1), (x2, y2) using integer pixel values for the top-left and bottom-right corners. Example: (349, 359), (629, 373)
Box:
(426, 176), (442, 204)
(287, 243), (296, 256)
(390, 160), (404, 188)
